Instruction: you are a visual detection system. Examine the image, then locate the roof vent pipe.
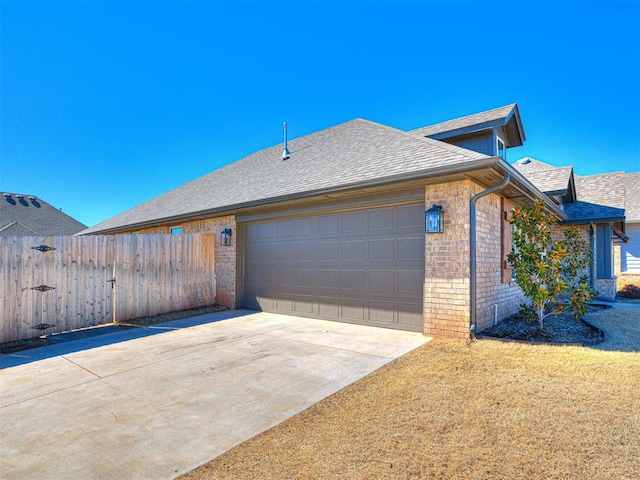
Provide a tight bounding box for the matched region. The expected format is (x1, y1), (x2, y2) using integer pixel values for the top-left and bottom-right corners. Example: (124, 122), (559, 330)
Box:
(282, 122), (290, 160)
(470, 173), (510, 337)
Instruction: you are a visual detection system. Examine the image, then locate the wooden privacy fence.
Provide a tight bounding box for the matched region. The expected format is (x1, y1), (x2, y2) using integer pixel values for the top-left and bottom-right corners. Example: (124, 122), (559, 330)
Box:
(0, 233), (216, 344)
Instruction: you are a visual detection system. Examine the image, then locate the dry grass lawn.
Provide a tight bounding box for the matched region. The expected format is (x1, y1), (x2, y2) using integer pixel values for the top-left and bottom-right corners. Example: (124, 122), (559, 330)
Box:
(181, 316), (640, 479)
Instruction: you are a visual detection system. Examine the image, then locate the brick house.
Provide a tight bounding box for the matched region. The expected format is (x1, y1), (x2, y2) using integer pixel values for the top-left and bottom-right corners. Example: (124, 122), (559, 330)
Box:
(512, 158), (639, 298)
(82, 104), (633, 338)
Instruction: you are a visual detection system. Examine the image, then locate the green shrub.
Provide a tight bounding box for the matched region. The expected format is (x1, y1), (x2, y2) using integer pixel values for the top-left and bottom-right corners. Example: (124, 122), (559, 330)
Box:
(617, 284), (640, 299)
(518, 304), (538, 323)
(507, 199), (595, 330)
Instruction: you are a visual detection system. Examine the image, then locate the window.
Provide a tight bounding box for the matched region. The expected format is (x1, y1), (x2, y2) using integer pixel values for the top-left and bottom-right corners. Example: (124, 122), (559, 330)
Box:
(170, 226), (183, 234)
(497, 136), (506, 160)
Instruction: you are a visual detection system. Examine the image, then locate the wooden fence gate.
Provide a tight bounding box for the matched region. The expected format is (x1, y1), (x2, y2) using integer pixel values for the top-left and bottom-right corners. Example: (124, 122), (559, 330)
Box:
(0, 233), (216, 344)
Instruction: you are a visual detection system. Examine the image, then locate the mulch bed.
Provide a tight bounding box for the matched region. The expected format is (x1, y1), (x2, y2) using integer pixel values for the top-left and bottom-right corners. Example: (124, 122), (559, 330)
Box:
(479, 308), (605, 346)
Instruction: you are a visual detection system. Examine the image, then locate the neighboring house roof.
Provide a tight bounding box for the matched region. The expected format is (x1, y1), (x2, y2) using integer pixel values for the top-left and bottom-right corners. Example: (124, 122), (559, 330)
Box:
(83, 118), (492, 234)
(575, 172), (626, 210)
(0, 221), (39, 237)
(411, 104), (526, 147)
(512, 157), (559, 174)
(0, 193), (87, 237)
(625, 172), (640, 221)
(521, 167), (574, 195)
(566, 172), (627, 223)
(512, 157), (576, 201)
(512, 157), (634, 224)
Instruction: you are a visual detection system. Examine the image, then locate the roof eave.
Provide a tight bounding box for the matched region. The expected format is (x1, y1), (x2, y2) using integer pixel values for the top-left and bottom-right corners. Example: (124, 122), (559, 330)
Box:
(427, 123), (500, 141)
(83, 157), (500, 234)
(496, 159), (566, 220)
(544, 189), (569, 197)
(562, 216), (626, 225)
(506, 103), (526, 146)
(423, 104), (526, 148)
(84, 155), (566, 235)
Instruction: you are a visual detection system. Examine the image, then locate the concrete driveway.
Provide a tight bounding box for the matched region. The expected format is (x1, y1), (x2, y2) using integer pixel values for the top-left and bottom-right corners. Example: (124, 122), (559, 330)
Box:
(0, 310), (429, 479)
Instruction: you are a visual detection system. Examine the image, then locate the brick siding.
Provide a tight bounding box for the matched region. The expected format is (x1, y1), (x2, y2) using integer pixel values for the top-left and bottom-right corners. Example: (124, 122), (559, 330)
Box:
(423, 181), (523, 338)
(183, 216), (237, 308)
(473, 183), (523, 333)
(424, 181), (472, 338)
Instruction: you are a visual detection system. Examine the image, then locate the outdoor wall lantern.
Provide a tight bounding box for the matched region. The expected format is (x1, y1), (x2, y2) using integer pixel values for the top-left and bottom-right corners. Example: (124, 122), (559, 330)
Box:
(425, 204), (444, 233)
(220, 228), (232, 246)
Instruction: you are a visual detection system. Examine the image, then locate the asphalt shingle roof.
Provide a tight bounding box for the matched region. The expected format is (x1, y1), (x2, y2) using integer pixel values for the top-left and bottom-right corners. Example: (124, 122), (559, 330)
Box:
(564, 172), (627, 223)
(0, 193), (87, 237)
(0, 222), (40, 237)
(512, 157), (558, 174)
(512, 158), (574, 197)
(625, 173), (640, 221)
(410, 104), (517, 138)
(83, 118), (489, 234)
(516, 166), (574, 195)
(563, 201), (625, 223)
(513, 158), (637, 223)
(575, 172), (626, 210)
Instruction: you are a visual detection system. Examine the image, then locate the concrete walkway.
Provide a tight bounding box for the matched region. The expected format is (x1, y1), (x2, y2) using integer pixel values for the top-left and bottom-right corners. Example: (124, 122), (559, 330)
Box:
(0, 310), (429, 479)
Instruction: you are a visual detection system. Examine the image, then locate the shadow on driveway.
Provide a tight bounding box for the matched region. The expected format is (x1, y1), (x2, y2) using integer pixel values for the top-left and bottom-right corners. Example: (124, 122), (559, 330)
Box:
(0, 310), (255, 369)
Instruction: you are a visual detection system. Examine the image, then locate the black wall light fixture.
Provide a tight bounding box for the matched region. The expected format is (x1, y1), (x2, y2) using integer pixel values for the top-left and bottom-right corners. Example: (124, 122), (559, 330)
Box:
(426, 204), (444, 233)
(220, 228), (232, 246)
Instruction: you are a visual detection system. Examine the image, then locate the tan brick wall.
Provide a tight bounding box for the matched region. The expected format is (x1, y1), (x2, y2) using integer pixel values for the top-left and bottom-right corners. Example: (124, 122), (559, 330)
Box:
(617, 274), (640, 290)
(183, 216), (237, 308)
(550, 223), (590, 243)
(424, 181), (474, 339)
(473, 185), (524, 333)
(424, 180), (529, 338)
(595, 278), (616, 298)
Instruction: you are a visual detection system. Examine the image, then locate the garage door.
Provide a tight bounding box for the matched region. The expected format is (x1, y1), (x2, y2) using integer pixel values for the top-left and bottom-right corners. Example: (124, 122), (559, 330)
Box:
(243, 202), (425, 331)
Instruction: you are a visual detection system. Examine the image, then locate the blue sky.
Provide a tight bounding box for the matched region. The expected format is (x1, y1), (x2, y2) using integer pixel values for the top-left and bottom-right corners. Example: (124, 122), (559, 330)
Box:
(1, 0), (639, 227)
